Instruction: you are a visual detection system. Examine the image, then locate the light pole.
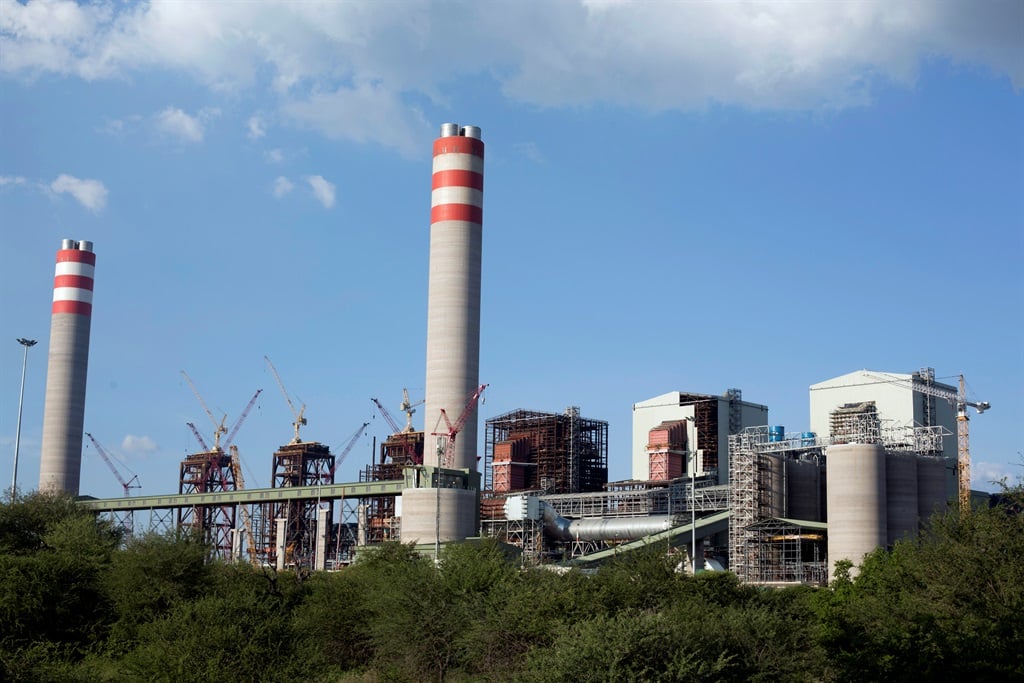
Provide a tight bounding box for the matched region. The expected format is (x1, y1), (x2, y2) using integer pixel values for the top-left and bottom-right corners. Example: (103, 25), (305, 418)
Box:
(12, 338), (38, 499)
(688, 449), (697, 576)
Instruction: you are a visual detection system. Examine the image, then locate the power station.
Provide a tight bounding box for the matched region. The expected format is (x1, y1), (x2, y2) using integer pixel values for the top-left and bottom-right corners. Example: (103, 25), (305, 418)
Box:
(18, 127), (993, 585)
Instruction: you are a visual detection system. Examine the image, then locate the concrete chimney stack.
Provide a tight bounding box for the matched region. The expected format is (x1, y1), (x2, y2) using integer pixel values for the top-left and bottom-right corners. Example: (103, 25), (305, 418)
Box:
(38, 239), (96, 494)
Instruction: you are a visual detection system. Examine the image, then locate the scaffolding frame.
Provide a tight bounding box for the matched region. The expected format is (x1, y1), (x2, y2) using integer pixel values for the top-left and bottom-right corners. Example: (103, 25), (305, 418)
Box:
(484, 408), (608, 495)
(744, 518), (827, 585)
(177, 450), (237, 560)
(260, 441), (334, 568)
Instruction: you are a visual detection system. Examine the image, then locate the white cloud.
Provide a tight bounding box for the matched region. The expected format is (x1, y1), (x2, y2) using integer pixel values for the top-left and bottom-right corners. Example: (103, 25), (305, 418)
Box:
(973, 460), (1022, 490)
(50, 174), (107, 211)
(2, 1), (1020, 146)
(155, 106), (205, 142)
(0, 176), (27, 186)
(283, 83), (430, 158)
(121, 434), (158, 455)
(247, 115), (266, 139)
(306, 175), (335, 208)
(273, 175), (293, 198)
(266, 148), (284, 163)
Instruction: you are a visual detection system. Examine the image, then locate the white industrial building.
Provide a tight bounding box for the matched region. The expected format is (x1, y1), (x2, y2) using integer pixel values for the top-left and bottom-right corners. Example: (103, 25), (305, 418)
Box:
(809, 368), (958, 498)
(632, 389), (768, 485)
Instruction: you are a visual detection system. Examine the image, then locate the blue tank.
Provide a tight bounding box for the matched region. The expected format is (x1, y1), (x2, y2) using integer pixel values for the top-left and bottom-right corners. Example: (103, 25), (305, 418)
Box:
(800, 431), (816, 446)
(768, 425), (785, 442)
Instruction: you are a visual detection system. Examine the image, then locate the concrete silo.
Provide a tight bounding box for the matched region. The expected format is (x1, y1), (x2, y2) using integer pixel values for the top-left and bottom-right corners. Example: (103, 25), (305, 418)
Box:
(885, 453), (919, 545)
(38, 239), (96, 495)
(402, 124), (485, 545)
(825, 443), (887, 578)
(916, 455), (948, 526)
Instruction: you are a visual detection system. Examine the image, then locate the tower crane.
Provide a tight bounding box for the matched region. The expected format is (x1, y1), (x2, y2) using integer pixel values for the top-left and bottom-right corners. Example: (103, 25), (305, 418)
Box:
(186, 422), (211, 452)
(265, 356), (306, 444)
(183, 388), (262, 454)
(400, 388), (424, 433)
(372, 396), (420, 464)
(431, 383), (488, 468)
(181, 370), (228, 450)
(862, 371), (990, 513)
(328, 422), (371, 479)
(84, 432), (141, 496)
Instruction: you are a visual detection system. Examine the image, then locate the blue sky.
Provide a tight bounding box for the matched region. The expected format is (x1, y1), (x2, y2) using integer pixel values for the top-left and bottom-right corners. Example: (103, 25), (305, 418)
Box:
(1, 0), (1021, 499)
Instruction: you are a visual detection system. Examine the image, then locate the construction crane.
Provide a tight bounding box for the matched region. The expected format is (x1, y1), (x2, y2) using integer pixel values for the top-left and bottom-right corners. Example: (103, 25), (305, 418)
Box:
(431, 383), (488, 468)
(372, 396), (420, 464)
(181, 370), (228, 450)
(265, 355), (306, 444)
(400, 388), (424, 433)
(328, 422), (371, 479)
(229, 445), (259, 567)
(863, 371), (990, 513)
(184, 388), (262, 454)
(186, 422), (211, 452)
(84, 432), (141, 496)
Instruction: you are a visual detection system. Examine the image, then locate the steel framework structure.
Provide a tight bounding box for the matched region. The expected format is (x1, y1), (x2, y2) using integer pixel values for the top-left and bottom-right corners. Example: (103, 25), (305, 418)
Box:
(484, 408), (608, 494)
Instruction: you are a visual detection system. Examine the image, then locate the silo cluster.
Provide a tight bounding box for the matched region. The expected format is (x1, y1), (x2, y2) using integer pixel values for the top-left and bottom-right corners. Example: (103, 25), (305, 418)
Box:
(825, 444), (948, 577)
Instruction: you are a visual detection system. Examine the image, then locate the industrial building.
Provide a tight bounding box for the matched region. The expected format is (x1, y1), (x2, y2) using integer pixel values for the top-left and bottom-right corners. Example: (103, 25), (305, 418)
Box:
(632, 389), (768, 484)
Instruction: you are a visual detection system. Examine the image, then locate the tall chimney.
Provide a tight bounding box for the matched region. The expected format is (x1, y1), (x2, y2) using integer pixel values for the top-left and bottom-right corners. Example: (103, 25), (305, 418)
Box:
(38, 239), (96, 494)
(402, 124), (484, 545)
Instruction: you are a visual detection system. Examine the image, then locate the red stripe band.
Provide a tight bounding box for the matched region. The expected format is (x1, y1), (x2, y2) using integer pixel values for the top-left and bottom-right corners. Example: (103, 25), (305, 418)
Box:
(431, 204), (483, 224)
(54, 275), (94, 291)
(56, 249), (97, 266)
(432, 136), (485, 158)
(52, 300), (92, 316)
(432, 169), (484, 191)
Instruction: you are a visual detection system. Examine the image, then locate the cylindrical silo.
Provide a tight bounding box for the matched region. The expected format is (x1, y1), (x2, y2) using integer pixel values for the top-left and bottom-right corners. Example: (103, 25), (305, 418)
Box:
(916, 455), (948, 527)
(885, 452), (918, 546)
(825, 443), (886, 579)
(403, 124), (484, 545)
(38, 239), (96, 494)
(786, 458), (821, 522)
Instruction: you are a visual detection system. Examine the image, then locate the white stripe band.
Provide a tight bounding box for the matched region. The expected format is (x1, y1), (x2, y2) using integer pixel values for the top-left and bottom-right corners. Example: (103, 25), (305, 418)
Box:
(55, 262), (96, 278)
(432, 154), (484, 174)
(53, 287), (94, 304)
(431, 187), (483, 208)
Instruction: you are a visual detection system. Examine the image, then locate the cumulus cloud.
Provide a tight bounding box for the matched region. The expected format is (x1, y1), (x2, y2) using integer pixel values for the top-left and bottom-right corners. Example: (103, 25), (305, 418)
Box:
(50, 174), (107, 211)
(272, 175), (293, 198)
(121, 434), (158, 455)
(973, 460), (1021, 490)
(247, 115), (266, 139)
(266, 148), (284, 163)
(155, 106), (205, 142)
(0, 175), (27, 186)
(306, 175), (335, 208)
(2, 1), (1020, 148)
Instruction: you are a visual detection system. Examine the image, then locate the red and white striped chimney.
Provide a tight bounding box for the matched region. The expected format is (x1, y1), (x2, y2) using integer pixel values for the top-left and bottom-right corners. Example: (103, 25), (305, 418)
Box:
(39, 239), (96, 494)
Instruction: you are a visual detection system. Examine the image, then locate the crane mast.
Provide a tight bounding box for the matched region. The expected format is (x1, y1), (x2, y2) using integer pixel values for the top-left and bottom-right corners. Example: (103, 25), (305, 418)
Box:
(265, 356), (306, 443)
(863, 371), (990, 513)
(431, 383), (488, 468)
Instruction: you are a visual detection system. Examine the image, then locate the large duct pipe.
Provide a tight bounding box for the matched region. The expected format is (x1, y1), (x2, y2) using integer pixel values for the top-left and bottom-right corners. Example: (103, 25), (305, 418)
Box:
(39, 239), (96, 494)
(541, 502), (675, 542)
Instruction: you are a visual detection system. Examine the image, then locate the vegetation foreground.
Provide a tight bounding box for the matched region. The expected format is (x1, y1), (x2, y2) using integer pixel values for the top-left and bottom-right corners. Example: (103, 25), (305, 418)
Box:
(1, 488), (1021, 682)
